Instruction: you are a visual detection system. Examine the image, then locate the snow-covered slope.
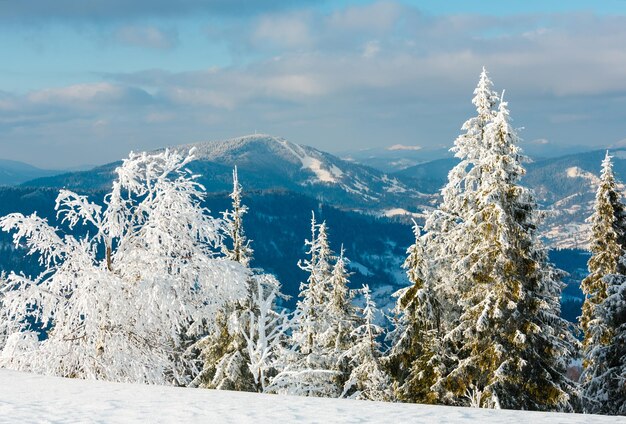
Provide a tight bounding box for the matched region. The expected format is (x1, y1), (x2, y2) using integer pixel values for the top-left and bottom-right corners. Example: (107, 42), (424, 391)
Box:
(24, 134), (434, 214)
(0, 369), (614, 424)
(171, 134), (433, 211)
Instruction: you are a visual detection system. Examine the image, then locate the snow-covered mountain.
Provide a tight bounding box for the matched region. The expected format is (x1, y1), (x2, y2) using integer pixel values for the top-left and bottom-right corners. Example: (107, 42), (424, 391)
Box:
(24, 134), (435, 215)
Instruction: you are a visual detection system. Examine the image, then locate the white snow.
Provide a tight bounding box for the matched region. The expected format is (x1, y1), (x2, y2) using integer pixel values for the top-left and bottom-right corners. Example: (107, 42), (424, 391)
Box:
(276, 138), (341, 183)
(300, 155), (336, 183)
(382, 208), (422, 219)
(565, 167), (600, 184)
(0, 369), (614, 424)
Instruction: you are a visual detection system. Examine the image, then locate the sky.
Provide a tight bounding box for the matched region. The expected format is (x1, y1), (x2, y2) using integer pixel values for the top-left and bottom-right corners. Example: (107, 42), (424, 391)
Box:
(1, 1), (626, 168)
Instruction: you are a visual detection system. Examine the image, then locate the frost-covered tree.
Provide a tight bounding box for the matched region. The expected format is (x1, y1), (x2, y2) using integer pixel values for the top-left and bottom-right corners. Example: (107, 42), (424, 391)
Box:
(242, 274), (292, 392)
(422, 68), (500, 329)
(192, 169), (291, 393)
(222, 166), (253, 267)
(341, 285), (393, 401)
(319, 247), (359, 391)
(196, 273), (291, 393)
(193, 167), (255, 391)
(581, 263), (626, 415)
(267, 214), (338, 397)
(438, 97), (577, 411)
(292, 213), (334, 357)
(580, 152), (626, 414)
(581, 152), (626, 357)
(0, 149), (248, 385)
(386, 224), (443, 404)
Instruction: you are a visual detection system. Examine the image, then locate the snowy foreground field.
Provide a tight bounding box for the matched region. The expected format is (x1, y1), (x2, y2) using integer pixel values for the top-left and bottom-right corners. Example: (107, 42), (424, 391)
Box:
(0, 370), (619, 424)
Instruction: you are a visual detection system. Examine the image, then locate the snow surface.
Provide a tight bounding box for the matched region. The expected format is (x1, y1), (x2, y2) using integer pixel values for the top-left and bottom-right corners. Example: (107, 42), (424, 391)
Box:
(565, 167), (600, 184)
(0, 369), (617, 424)
(276, 137), (342, 183)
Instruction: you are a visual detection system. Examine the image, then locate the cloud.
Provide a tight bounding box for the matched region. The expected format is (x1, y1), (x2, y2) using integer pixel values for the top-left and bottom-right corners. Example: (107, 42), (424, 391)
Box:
(0, 0), (320, 21)
(253, 11), (313, 48)
(3, 2), (626, 167)
(113, 26), (179, 50)
(387, 144), (421, 151)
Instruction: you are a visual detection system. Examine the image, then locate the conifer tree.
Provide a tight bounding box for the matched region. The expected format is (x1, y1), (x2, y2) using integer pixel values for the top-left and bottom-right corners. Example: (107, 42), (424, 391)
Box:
(222, 166), (253, 267)
(580, 152), (625, 356)
(422, 68), (500, 329)
(194, 168), (288, 393)
(293, 213), (334, 357)
(341, 285), (393, 401)
(580, 152), (626, 414)
(386, 224), (442, 404)
(320, 247), (358, 390)
(193, 167), (255, 391)
(267, 214), (339, 397)
(581, 266), (626, 415)
(438, 97), (577, 411)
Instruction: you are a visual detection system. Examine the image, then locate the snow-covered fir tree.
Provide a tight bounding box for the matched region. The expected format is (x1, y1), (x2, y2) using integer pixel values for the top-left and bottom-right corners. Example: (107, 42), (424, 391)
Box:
(580, 152), (626, 414)
(0, 149), (248, 385)
(421, 68), (500, 331)
(193, 167), (255, 391)
(267, 214), (340, 397)
(292, 213), (334, 357)
(580, 152), (626, 358)
(437, 96), (577, 411)
(386, 224), (443, 404)
(222, 166), (253, 267)
(319, 247), (359, 391)
(341, 285), (393, 401)
(193, 168), (291, 393)
(580, 260), (626, 415)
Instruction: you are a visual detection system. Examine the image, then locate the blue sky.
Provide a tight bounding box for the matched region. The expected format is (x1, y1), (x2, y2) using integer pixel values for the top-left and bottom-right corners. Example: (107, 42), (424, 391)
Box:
(1, 1), (626, 168)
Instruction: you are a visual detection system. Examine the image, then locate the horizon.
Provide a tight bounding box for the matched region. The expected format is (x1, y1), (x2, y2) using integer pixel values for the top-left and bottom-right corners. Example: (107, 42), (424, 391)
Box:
(1, 1), (626, 168)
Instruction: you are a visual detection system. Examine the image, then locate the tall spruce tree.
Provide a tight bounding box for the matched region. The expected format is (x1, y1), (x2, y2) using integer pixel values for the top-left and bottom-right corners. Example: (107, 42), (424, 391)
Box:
(422, 67), (500, 328)
(386, 224), (442, 404)
(268, 214), (338, 397)
(320, 247), (358, 392)
(194, 167), (256, 390)
(342, 285), (393, 401)
(581, 265), (626, 415)
(195, 167), (291, 392)
(580, 152), (626, 413)
(580, 152), (625, 355)
(438, 96), (577, 411)
(391, 69), (499, 404)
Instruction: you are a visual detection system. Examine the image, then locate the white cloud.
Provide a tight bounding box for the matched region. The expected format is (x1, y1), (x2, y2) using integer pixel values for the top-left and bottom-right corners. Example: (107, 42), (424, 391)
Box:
(3, 2), (626, 167)
(362, 40), (380, 58)
(27, 83), (125, 104)
(387, 144), (421, 151)
(114, 26), (178, 50)
(253, 12), (313, 48)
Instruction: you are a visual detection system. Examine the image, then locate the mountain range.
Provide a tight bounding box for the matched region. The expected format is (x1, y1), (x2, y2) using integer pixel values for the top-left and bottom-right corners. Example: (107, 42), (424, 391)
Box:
(0, 159), (60, 186)
(0, 133), (614, 320)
